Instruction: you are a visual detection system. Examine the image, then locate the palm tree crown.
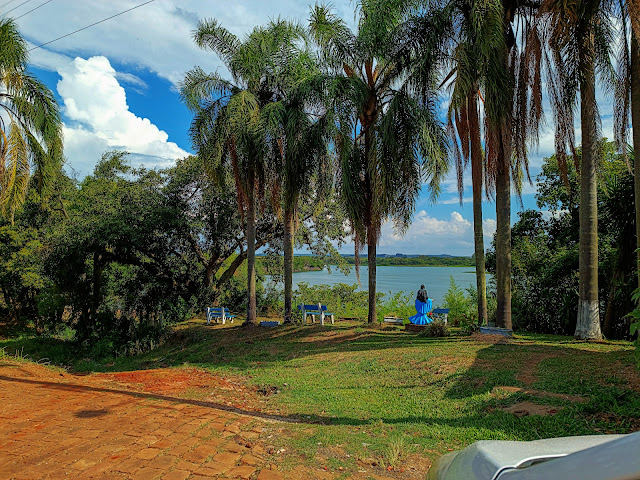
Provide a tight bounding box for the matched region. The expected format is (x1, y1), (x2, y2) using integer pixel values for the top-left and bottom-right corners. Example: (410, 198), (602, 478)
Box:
(0, 18), (63, 224)
(310, 0), (450, 323)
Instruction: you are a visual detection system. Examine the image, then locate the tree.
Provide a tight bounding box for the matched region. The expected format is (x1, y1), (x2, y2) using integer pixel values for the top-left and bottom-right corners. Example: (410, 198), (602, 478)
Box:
(257, 29), (335, 324)
(0, 18), (63, 224)
(309, 1), (449, 323)
(614, 2), (640, 289)
(181, 19), (305, 325)
(444, 0), (511, 325)
(540, 0), (615, 339)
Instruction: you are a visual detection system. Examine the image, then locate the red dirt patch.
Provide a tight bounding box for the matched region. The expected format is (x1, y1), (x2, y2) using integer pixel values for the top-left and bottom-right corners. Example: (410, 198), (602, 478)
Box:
(470, 332), (512, 344)
(515, 352), (562, 386)
(502, 401), (562, 417)
(587, 412), (640, 433)
(93, 368), (273, 413)
(492, 386), (588, 404)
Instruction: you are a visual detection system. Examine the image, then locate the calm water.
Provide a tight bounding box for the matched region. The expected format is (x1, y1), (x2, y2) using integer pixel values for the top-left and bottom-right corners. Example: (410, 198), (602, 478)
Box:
(272, 266), (489, 305)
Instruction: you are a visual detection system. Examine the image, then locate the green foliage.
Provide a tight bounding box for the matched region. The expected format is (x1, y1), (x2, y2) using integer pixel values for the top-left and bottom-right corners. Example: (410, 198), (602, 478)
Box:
(378, 291), (415, 324)
(294, 282), (370, 320)
(487, 144), (637, 338)
(0, 225), (48, 327)
(443, 276), (472, 326)
(0, 19), (64, 224)
(418, 319), (449, 337)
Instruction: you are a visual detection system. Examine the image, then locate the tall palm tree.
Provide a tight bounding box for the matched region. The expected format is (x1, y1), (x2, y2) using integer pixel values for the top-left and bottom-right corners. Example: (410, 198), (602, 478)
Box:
(443, 0), (511, 325)
(262, 64), (334, 323)
(540, 0), (615, 339)
(309, 1), (449, 324)
(614, 3), (640, 288)
(479, 0), (543, 330)
(0, 18), (63, 224)
(181, 19), (305, 325)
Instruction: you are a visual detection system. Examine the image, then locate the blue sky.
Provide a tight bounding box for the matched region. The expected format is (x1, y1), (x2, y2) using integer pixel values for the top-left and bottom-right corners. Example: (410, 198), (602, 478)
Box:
(11, 0), (614, 256)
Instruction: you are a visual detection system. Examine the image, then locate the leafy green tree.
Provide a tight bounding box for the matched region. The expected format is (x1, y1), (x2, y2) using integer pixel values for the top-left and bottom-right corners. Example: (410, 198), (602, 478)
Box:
(0, 225), (46, 324)
(540, 0), (615, 339)
(309, 1), (449, 323)
(0, 18), (63, 224)
(488, 143), (636, 338)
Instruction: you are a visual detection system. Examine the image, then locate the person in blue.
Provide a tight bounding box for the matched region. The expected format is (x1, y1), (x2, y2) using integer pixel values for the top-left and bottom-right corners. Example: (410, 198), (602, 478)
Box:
(409, 284), (433, 324)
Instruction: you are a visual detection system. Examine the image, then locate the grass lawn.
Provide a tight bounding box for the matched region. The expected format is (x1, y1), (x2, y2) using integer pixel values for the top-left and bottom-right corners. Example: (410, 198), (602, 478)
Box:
(2, 319), (639, 477)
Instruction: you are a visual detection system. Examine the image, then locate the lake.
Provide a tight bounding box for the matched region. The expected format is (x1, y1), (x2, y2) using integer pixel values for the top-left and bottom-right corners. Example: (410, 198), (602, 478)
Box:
(270, 266), (489, 305)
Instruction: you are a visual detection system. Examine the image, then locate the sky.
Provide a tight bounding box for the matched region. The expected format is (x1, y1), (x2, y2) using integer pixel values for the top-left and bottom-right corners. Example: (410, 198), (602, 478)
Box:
(10, 0), (616, 256)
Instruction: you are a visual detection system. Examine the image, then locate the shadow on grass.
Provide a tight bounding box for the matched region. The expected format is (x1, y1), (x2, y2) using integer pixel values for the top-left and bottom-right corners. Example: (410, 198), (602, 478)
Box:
(0, 321), (463, 372)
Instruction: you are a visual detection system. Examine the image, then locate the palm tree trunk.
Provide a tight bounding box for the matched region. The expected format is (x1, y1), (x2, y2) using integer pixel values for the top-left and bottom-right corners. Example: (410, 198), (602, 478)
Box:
(367, 225), (377, 324)
(245, 166), (258, 326)
(469, 93), (488, 324)
(575, 32), (602, 340)
(283, 205), (295, 323)
(495, 134), (511, 330)
(631, 33), (640, 289)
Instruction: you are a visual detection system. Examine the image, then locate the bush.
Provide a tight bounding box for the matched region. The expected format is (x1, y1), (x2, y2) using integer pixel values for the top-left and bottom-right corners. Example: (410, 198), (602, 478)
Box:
(443, 276), (472, 325)
(459, 312), (480, 335)
(419, 319), (449, 337)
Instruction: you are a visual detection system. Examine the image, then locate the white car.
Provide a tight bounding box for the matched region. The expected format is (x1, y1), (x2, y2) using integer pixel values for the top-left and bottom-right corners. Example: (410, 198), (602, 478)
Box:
(427, 431), (640, 480)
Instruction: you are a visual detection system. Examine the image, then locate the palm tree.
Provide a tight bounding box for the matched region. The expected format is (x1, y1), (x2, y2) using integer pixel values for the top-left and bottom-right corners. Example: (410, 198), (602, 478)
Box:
(540, 0), (615, 339)
(614, 3), (640, 289)
(443, 0), (511, 325)
(261, 58), (335, 324)
(181, 19), (305, 325)
(479, 0), (543, 330)
(0, 18), (63, 224)
(309, 1), (449, 324)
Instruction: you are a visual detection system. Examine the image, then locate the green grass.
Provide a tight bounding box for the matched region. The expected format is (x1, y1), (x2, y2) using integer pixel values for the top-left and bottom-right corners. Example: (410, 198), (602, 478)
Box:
(1, 320), (639, 476)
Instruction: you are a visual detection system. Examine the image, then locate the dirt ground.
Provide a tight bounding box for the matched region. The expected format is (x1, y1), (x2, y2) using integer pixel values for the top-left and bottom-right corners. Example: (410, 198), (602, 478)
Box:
(0, 360), (399, 480)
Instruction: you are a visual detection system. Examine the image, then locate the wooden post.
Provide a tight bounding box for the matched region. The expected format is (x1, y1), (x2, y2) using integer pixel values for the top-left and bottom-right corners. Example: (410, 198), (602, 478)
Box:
(319, 303), (325, 326)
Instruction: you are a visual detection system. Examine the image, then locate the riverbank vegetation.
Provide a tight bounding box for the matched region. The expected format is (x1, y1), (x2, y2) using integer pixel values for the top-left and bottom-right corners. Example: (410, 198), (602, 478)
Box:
(257, 255), (475, 274)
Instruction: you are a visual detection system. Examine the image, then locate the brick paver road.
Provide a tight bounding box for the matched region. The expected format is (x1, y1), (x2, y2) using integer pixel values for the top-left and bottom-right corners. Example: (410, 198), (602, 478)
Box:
(0, 360), (293, 480)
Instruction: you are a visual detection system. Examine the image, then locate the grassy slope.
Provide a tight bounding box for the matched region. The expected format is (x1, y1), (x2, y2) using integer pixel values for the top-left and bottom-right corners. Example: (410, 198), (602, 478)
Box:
(2, 320), (639, 474)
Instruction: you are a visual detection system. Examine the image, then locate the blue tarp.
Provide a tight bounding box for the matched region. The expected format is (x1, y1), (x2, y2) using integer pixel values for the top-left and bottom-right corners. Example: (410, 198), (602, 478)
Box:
(409, 298), (433, 325)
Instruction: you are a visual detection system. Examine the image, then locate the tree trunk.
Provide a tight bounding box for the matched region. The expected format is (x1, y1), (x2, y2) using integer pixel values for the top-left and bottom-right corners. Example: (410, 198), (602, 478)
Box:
(92, 252), (103, 326)
(245, 166), (258, 326)
(575, 32), (602, 340)
(283, 206), (295, 323)
(495, 128), (512, 330)
(469, 93), (488, 324)
(367, 227), (377, 324)
(632, 33), (640, 289)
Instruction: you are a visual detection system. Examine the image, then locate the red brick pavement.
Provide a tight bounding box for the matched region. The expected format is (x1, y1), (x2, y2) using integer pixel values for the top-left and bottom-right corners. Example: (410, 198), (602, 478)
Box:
(0, 361), (294, 479)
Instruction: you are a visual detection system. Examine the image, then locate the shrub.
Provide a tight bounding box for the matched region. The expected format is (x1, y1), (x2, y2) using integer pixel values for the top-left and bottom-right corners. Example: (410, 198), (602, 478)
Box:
(443, 276), (472, 325)
(419, 319), (449, 337)
(459, 312), (480, 335)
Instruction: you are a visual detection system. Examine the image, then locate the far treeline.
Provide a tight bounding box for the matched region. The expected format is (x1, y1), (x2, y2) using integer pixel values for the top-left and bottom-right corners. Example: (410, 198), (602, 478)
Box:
(257, 256), (476, 273)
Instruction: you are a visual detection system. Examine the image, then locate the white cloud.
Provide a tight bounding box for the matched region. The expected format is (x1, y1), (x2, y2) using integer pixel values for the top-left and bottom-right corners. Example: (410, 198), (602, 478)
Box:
(441, 196), (472, 205)
(482, 218), (497, 241)
(57, 56), (188, 175)
(19, 0), (345, 85)
(375, 211), (476, 255)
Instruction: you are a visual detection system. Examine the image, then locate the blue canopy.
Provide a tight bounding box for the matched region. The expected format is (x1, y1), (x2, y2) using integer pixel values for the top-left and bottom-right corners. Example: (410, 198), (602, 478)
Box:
(409, 298), (433, 325)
